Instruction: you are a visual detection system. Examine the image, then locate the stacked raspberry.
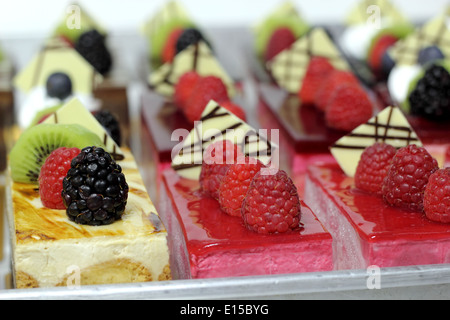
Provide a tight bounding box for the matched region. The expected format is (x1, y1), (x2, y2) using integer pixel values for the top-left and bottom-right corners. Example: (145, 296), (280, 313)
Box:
(298, 57), (374, 132)
(199, 140), (302, 234)
(354, 143), (450, 223)
(174, 71), (246, 123)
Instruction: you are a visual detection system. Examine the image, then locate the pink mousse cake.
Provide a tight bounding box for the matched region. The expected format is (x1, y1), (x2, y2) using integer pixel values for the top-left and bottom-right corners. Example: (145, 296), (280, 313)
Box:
(304, 161), (450, 270)
(160, 168), (333, 279)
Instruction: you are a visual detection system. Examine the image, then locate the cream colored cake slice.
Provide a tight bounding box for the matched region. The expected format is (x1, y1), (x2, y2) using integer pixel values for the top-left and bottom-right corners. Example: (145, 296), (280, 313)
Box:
(330, 106), (422, 177)
(6, 148), (171, 288)
(148, 40), (235, 97)
(390, 10), (450, 65)
(266, 27), (350, 94)
(171, 100), (277, 180)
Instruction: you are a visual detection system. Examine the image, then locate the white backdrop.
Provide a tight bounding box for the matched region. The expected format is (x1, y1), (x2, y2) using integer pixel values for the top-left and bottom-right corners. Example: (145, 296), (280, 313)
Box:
(0, 0), (449, 39)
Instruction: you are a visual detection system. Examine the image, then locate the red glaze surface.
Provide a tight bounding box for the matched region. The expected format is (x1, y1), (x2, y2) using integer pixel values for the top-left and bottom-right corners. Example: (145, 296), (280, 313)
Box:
(308, 162), (450, 243)
(163, 169), (330, 252)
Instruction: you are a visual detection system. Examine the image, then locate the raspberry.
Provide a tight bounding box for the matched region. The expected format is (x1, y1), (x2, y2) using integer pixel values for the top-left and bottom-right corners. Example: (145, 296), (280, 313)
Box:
(325, 83), (373, 132)
(162, 28), (184, 63)
(355, 143), (397, 196)
(382, 144), (439, 212)
(200, 140), (243, 199)
(218, 156), (265, 217)
(368, 35), (398, 72)
(264, 27), (297, 62)
(242, 170), (301, 234)
(424, 169), (450, 223)
(62, 146), (129, 225)
(184, 76), (229, 123)
(298, 56), (335, 105)
(38, 147), (81, 209)
(174, 71), (201, 110)
(314, 70), (359, 112)
(219, 100), (246, 121)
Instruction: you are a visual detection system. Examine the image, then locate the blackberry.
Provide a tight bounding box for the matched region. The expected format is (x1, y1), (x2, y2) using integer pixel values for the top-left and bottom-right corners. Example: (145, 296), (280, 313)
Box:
(175, 28), (211, 54)
(75, 29), (112, 75)
(93, 110), (121, 146)
(408, 64), (450, 121)
(62, 146), (128, 226)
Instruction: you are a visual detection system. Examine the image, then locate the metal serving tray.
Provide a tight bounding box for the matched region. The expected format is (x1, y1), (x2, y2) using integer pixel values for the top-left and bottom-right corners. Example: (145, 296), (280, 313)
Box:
(1, 29), (450, 300)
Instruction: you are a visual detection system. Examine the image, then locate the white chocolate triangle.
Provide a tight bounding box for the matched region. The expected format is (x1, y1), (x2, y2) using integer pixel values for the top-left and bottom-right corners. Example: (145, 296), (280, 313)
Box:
(148, 41), (235, 97)
(330, 106), (422, 177)
(390, 11), (450, 65)
(171, 100), (276, 180)
(267, 28), (349, 94)
(42, 98), (124, 160)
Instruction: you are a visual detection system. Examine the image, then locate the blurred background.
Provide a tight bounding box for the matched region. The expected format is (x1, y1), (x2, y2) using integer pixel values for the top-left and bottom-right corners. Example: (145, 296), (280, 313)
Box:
(0, 0), (449, 39)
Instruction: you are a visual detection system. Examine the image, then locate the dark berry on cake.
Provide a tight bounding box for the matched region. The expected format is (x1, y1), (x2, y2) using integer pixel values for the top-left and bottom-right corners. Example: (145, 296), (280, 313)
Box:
(93, 110), (121, 146)
(46, 72), (73, 100)
(175, 28), (210, 54)
(62, 146), (128, 225)
(418, 46), (445, 66)
(408, 64), (450, 121)
(75, 29), (112, 75)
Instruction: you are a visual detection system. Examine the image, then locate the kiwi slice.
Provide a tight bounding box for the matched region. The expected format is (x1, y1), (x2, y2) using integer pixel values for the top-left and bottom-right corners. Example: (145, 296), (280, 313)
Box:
(10, 123), (104, 184)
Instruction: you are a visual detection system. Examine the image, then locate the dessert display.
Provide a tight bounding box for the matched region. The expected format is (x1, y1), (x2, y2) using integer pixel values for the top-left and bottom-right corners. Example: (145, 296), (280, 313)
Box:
(141, 5), (246, 200)
(5, 100), (170, 288)
(159, 101), (332, 279)
(304, 105), (450, 270)
(371, 9), (450, 145)
(338, 0), (414, 84)
(254, 23), (377, 178)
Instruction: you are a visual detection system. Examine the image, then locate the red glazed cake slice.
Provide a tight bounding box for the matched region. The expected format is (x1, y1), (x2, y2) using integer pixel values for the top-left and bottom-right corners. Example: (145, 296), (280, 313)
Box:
(160, 168), (333, 279)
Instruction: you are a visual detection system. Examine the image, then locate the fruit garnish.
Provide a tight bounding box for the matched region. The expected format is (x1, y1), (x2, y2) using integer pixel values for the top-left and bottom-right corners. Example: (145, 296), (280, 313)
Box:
(162, 28), (184, 63)
(325, 83), (373, 132)
(46, 72), (73, 100)
(75, 29), (112, 75)
(29, 105), (63, 127)
(354, 143), (397, 196)
(264, 27), (296, 62)
(314, 70), (359, 112)
(218, 156), (265, 217)
(408, 62), (450, 121)
(298, 56), (335, 105)
(330, 106), (422, 177)
(242, 169), (301, 234)
(9, 123), (104, 184)
(418, 46), (445, 66)
(183, 75), (229, 123)
(62, 146), (129, 226)
(175, 28), (211, 55)
(38, 147), (81, 209)
(382, 144), (438, 212)
(199, 140), (243, 199)
(424, 168), (450, 223)
(173, 71), (201, 110)
(368, 34), (398, 73)
(93, 110), (122, 146)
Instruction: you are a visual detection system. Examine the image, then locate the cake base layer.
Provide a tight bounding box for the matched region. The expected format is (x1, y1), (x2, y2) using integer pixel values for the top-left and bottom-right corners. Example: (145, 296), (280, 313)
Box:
(7, 148), (171, 288)
(304, 162), (450, 270)
(160, 169), (333, 279)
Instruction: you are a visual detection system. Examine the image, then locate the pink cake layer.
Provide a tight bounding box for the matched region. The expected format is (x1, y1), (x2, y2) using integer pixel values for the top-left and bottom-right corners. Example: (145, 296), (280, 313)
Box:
(304, 162), (450, 270)
(160, 169), (333, 279)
